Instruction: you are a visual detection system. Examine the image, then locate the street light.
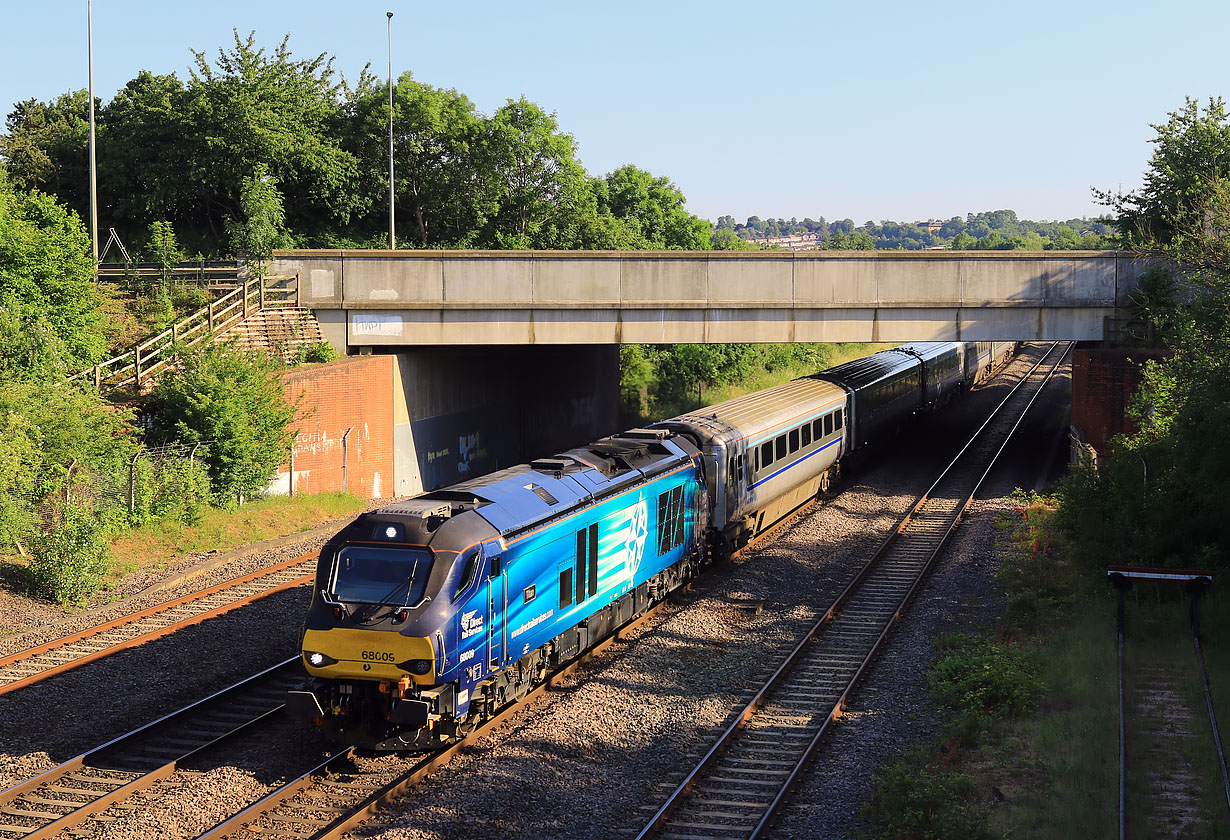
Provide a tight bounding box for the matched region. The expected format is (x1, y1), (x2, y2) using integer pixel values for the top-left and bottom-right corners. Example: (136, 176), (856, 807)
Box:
(387, 11), (395, 250)
(87, 0), (98, 263)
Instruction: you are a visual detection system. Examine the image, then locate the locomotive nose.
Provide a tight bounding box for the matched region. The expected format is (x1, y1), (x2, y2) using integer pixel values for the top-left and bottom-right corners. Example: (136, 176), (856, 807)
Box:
(301, 627), (437, 684)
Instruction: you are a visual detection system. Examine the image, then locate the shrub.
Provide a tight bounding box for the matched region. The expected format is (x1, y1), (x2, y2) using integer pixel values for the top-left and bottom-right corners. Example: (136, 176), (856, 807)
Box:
(27, 505), (111, 604)
(929, 634), (1043, 720)
(863, 756), (989, 840)
(295, 341), (337, 364)
(145, 341), (296, 504)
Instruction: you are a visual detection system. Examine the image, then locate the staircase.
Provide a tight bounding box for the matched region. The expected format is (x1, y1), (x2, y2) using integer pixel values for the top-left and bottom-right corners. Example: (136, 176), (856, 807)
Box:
(221, 307), (324, 360)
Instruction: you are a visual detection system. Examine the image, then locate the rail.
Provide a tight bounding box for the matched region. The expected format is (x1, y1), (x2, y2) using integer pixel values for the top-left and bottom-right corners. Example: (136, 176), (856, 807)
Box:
(0, 551), (317, 697)
(68, 273), (299, 393)
(636, 342), (1070, 839)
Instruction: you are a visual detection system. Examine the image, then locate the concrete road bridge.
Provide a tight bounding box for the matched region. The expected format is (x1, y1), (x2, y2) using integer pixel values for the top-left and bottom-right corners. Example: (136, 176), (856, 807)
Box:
(273, 249), (1151, 349)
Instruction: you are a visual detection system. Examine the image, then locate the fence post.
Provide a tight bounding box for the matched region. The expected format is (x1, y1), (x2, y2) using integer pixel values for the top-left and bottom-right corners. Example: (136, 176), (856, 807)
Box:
(65, 459), (77, 506)
(94, 365), (101, 390)
(134, 347), (141, 386)
(208, 299), (215, 333)
(342, 427), (354, 494)
(295, 272), (301, 308)
(129, 449), (142, 515)
(243, 280), (250, 320)
(288, 447), (295, 497)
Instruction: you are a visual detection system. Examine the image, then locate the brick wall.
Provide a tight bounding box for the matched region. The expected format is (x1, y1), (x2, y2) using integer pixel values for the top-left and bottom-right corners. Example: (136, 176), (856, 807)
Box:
(272, 355), (394, 498)
(1071, 345), (1170, 454)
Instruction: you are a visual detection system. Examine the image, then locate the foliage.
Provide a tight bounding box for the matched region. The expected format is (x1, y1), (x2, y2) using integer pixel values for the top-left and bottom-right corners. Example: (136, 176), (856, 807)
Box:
(929, 633), (1044, 721)
(0, 171), (111, 381)
(26, 504), (112, 604)
(147, 220), (183, 282)
(227, 163), (290, 277)
(1061, 98), (1230, 573)
(144, 340), (296, 504)
(125, 455), (211, 527)
(863, 756), (989, 840)
(0, 408), (42, 550)
(294, 340), (338, 364)
(620, 342), (833, 422)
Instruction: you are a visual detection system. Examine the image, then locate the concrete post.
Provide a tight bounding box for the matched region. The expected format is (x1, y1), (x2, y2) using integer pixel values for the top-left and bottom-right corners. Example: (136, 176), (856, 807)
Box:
(288, 448), (295, 497)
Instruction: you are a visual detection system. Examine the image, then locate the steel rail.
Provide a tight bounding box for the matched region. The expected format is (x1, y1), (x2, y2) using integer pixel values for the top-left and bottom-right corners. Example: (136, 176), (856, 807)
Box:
(195, 597), (674, 840)
(635, 342), (1068, 840)
(0, 659), (301, 839)
(0, 554), (316, 697)
(1191, 596), (1230, 817)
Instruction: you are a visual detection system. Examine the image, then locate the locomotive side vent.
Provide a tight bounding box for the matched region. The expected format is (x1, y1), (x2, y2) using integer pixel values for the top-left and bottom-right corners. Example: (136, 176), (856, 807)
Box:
(525, 483), (560, 505)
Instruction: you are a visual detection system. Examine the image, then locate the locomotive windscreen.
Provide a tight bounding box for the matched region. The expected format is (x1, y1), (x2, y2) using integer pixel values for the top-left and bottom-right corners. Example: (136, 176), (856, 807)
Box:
(330, 546), (435, 606)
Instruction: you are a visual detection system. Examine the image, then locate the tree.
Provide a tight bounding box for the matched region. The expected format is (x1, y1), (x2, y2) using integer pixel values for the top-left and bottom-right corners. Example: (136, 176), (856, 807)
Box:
(0, 91), (93, 222)
(478, 97), (590, 248)
(145, 341), (296, 503)
(0, 171), (110, 380)
(227, 164), (290, 277)
(147, 220), (183, 282)
(598, 165), (711, 249)
(1097, 97), (1230, 249)
(344, 73), (487, 247)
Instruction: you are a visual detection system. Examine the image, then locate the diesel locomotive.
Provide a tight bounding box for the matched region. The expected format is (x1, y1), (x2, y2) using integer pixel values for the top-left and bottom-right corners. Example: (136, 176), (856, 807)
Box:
(285, 341), (1014, 750)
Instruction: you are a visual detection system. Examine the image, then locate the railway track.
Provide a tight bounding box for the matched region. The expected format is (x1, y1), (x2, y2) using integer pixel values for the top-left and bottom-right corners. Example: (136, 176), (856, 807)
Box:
(635, 341), (1070, 840)
(0, 554), (316, 697)
(0, 660), (303, 839)
(193, 600), (672, 840)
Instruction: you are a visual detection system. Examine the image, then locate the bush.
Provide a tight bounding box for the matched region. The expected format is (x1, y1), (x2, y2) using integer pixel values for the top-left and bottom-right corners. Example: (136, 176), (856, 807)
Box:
(863, 756), (990, 840)
(26, 505), (111, 604)
(929, 633), (1043, 720)
(145, 341), (296, 504)
(295, 341), (337, 364)
(127, 454), (211, 526)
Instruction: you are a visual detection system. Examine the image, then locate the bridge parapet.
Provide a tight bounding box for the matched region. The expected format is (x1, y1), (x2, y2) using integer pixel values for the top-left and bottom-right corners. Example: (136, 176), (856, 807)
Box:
(273, 250), (1155, 346)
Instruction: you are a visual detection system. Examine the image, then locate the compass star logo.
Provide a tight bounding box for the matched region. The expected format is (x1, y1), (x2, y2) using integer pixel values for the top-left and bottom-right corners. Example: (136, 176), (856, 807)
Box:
(625, 498), (649, 581)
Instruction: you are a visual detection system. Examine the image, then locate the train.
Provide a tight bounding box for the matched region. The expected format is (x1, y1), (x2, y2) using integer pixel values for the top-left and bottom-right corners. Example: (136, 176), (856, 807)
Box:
(285, 341), (1015, 750)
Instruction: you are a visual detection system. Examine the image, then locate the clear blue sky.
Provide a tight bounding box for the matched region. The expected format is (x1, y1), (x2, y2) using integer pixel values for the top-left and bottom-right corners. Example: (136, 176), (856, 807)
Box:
(3, 0), (1227, 225)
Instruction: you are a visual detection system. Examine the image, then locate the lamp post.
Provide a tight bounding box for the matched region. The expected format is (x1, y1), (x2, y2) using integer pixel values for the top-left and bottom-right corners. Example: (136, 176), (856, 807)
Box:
(386, 11), (395, 250)
(87, 0), (98, 263)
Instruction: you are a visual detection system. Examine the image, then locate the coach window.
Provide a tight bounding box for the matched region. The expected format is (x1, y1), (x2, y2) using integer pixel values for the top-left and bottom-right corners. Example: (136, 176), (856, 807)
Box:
(834, 412), (843, 431)
(813, 418), (823, 439)
(559, 567), (573, 609)
(789, 428), (799, 453)
(824, 413), (834, 436)
(801, 423), (811, 448)
(775, 435), (786, 461)
(760, 441), (773, 469)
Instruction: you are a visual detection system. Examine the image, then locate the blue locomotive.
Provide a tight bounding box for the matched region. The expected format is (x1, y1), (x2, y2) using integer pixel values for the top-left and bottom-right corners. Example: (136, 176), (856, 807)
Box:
(286, 342), (1014, 750)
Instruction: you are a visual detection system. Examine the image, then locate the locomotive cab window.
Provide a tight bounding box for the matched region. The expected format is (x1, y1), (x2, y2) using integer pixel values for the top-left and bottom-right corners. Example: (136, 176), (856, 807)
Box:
(452, 549), (481, 601)
(330, 546), (434, 606)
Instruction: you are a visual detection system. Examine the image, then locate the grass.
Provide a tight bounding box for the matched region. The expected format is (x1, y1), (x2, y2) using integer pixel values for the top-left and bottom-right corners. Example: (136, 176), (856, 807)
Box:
(105, 491), (366, 580)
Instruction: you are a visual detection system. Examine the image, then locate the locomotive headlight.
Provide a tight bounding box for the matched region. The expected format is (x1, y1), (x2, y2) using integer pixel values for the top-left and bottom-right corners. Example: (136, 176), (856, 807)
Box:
(400, 658), (432, 675)
(305, 651), (338, 668)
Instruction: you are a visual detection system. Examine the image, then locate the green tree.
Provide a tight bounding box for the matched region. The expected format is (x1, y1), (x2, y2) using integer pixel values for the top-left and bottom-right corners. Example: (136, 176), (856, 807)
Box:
(479, 97), (590, 248)
(344, 73), (487, 247)
(0, 171), (110, 380)
(1097, 97), (1230, 248)
(598, 165), (711, 249)
(0, 91), (93, 222)
(227, 163), (290, 278)
(145, 341), (296, 503)
(147, 220), (183, 282)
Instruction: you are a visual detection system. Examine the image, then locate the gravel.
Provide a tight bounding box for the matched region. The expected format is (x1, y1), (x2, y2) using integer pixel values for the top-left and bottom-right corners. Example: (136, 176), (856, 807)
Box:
(0, 346), (1065, 840)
